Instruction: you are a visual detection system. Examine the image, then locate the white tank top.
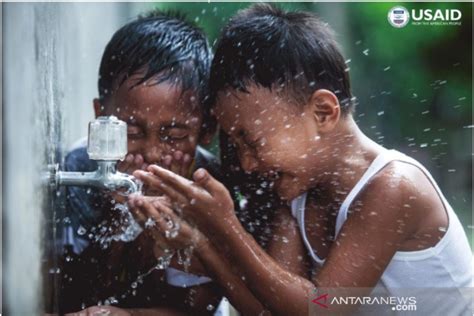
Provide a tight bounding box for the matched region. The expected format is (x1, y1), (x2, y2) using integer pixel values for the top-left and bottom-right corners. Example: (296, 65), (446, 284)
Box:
(291, 150), (473, 314)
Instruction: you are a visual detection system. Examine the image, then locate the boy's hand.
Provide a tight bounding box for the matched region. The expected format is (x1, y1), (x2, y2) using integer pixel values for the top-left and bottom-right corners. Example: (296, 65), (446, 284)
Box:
(64, 305), (131, 316)
(119, 151), (192, 178)
(64, 306), (187, 316)
(118, 153), (148, 175)
(161, 151), (193, 178)
(128, 193), (207, 252)
(114, 151), (192, 199)
(109, 153), (148, 204)
(133, 166), (235, 233)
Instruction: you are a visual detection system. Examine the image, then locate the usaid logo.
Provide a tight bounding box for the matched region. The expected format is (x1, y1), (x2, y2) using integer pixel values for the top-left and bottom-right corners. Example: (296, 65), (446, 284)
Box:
(388, 6), (410, 28)
(412, 9), (462, 25)
(388, 6), (462, 27)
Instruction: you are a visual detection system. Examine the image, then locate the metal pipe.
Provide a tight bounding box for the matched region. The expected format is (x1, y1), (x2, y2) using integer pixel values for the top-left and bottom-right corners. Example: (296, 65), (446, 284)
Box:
(48, 160), (140, 194)
(45, 116), (140, 194)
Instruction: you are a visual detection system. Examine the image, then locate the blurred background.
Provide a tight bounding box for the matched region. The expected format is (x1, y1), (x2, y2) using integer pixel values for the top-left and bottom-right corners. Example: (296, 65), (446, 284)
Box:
(2, 2), (472, 314)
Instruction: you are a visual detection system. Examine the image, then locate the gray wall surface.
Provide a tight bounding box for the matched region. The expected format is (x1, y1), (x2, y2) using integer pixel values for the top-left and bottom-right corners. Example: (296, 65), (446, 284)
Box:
(3, 3), (151, 314)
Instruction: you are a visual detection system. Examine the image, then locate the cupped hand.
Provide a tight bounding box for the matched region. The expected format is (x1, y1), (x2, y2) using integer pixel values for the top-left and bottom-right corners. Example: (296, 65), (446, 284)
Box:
(128, 194), (207, 253)
(132, 166), (236, 233)
(118, 153), (148, 175)
(161, 150), (193, 178)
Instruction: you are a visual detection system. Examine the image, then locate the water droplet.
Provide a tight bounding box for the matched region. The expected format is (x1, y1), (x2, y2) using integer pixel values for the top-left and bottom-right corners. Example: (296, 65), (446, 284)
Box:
(155, 253), (174, 270)
(144, 218), (156, 228)
(77, 225), (87, 235)
(48, 268), (57, 274)
(239, 198), (248, 209)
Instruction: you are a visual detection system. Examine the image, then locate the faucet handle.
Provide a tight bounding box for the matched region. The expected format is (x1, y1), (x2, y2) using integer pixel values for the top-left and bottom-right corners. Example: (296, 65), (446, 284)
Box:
(87, 116), (127, 161)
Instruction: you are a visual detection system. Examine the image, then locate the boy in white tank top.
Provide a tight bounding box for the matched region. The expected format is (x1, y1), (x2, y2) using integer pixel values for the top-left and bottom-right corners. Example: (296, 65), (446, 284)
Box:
(130, 4), (473, 315)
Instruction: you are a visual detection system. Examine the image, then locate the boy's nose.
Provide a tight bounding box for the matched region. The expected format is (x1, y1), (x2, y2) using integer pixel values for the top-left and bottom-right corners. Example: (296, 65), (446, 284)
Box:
(240, 152), (259, 173)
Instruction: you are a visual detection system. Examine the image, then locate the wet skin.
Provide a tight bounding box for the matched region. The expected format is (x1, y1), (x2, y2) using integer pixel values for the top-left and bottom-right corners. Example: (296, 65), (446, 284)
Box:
(72, 77), (220, 315)
(96, 76), (210, 278)
(133, 85), (449, 314)
(95, 76), (204, 181)
(90, 76), (268, 315)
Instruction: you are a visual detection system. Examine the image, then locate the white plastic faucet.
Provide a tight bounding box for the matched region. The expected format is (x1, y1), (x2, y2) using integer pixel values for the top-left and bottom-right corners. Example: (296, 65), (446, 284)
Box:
(47, 116), (140, 194)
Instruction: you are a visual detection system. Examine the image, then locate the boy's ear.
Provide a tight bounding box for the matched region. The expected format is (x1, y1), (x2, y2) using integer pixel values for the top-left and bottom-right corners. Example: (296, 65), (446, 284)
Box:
(307, 89), (341, 133)
(93, 98), (103, 118)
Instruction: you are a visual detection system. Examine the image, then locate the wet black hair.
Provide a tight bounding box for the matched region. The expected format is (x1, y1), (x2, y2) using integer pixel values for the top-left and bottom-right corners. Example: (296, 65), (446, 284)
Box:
(98, 9), (214, 128)
(210, 3), (354, 113)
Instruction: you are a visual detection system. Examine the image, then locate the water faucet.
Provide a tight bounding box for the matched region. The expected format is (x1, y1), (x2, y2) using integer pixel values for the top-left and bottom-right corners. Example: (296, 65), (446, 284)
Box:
(47, 116), (140, 194)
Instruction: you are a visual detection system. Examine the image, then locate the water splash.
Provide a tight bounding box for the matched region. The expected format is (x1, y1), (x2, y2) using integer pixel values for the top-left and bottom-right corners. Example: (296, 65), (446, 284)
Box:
(90, 202), (143, 249)
(105, 251), (174, 305)
(176, 247), (194, 272)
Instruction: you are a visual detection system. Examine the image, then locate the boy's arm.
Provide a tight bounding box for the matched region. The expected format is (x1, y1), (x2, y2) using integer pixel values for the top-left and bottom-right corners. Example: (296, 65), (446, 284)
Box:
(64, 305), (188, 316)
(129, 195), (268, 315)
(265, 207), (310, 279)
(193, 238), (270, 315)
(192, 206), (307, 314)
(135, 166), (416, 315)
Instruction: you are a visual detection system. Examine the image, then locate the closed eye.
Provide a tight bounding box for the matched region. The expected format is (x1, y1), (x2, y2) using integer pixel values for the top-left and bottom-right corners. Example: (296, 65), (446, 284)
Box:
(127, 125), (144, 138)
(160, 127), (189, 141)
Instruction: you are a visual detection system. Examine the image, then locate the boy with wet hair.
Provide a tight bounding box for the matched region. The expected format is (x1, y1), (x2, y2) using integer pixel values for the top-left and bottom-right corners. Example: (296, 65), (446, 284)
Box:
(132, 4), (473, 315)
(57, 9), (225, 315)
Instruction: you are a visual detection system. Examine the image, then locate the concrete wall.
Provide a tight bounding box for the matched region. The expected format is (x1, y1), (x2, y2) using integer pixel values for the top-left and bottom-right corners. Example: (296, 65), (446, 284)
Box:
(3, 3), (151, 314)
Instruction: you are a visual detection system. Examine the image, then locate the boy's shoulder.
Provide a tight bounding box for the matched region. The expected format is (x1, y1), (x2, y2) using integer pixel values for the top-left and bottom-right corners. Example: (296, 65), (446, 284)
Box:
(357, 155), (446, 228)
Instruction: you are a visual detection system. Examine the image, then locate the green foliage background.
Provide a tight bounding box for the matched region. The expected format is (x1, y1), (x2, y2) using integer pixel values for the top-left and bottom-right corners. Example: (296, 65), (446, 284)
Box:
(146, 2), (472, 246)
